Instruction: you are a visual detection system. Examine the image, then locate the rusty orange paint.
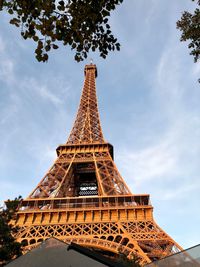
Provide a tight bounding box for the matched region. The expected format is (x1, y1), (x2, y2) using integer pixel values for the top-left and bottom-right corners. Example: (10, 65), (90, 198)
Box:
(11, 64), (182, 266)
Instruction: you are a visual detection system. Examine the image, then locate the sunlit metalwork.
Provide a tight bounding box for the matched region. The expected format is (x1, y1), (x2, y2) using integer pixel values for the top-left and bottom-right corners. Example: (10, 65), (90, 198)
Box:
(11, 64), (182, 265)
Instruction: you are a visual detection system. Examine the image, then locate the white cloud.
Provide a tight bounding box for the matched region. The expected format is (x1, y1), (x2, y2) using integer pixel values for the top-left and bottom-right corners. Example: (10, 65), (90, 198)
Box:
(0, 36), (5, 52)
(116, 111), (200, 199)
(0, 100), (18, 126)
(117, 127), (179, 187)
(0, 58), (14, 83)
(161, 182), (200, 200)
(37, 85), (62, 105)
(18, 76), (71, 107)
(29, 143), (56, 164)
(155, 44), (182, 100)
(192, 62), (200, 77)
(0, 35), (16, 86)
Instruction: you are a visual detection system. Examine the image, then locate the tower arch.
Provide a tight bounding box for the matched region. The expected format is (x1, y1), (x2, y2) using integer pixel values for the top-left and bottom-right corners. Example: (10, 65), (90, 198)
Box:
(11, 64), (182, 266)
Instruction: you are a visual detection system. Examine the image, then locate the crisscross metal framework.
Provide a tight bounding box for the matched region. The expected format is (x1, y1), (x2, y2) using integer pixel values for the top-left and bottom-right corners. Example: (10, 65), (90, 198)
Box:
(11, 64), (182, 266)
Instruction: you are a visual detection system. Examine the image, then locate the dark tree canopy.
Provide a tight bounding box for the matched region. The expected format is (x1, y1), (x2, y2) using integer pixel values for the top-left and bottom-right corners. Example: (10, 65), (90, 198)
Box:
(177, 0), (200, 64)
(0, 196), (22, 266)
(0, 0), (123, 62)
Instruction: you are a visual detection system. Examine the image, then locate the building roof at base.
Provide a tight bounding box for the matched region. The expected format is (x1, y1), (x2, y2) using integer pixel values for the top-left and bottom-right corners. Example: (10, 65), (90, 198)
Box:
(5, 238), (124, 267)
(145, 243), (200, 267)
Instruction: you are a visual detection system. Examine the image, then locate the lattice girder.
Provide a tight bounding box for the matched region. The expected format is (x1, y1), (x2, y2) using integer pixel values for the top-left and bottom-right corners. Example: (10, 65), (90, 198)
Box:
(67, 65), (104, 145)
(29, 143), (131, 198)
(14, 217), (181, 266)
(10, 64), (182, 266)
(12, 194), (182, 266)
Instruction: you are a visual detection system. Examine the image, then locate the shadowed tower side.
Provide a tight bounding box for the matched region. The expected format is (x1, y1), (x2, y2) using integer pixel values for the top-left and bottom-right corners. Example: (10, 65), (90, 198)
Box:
(11, 64), (182, 266)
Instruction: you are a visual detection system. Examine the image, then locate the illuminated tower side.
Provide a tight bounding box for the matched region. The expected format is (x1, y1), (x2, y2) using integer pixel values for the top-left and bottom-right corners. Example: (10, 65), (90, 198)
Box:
(11, 64), (182, 266)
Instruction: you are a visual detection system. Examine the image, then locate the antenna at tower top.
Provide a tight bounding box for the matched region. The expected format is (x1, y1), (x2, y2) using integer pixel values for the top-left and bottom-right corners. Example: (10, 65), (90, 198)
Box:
(90, 58), (93, 64)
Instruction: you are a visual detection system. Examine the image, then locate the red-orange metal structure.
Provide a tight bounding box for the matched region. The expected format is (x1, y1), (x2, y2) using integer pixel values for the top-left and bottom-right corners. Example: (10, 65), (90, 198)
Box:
(11, 64), (182, 265)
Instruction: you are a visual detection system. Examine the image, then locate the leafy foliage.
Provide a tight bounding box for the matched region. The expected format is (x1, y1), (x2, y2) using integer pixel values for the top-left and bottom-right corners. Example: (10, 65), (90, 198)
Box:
(177, 0), (200, 64)
(0, 0), (123, 62)
(0, 196), (22, 266)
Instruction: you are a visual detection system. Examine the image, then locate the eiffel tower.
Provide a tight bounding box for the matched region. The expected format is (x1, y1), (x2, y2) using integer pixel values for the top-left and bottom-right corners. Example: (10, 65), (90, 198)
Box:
(12, 64), (182, 265)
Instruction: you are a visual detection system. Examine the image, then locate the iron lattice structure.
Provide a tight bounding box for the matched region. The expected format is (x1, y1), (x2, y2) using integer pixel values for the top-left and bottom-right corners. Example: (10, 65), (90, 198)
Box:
(11, 64), (182, 266)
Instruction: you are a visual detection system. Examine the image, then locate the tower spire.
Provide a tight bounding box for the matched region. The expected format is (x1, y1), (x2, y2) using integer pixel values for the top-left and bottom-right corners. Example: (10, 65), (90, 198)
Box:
(67, 64), (104, 145)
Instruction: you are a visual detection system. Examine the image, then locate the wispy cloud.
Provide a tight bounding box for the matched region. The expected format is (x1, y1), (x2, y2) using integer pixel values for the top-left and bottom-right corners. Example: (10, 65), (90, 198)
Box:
(18, 74), (72, 107)
(116, 31), (200, 205)
(161, 182), (200, 200)
(154, 44), (185, 113)
(192, 61), (200, 80)
(25, 78), (63, 106)
(117, 124), (179, 188)
(0, 34), (16, 85)
(0, 57), (15, 84)
(0, 36), (5, 52)
(28, 143), (56, 165)
(118, 132), (178, 186)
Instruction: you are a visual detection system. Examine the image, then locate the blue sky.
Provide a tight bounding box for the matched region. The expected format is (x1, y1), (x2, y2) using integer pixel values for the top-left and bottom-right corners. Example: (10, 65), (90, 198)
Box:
(0, 1), (200, 249)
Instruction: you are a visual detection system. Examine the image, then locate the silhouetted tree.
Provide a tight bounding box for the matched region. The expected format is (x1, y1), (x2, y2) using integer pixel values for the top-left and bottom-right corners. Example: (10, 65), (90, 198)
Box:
(0, 0), (123, 62)
(0, 196), (22, 267)
(177, 0), (200, 81)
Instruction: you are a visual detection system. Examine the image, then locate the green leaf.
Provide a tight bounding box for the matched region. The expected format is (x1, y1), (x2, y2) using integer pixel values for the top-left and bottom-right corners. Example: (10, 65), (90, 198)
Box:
(45, 45), (51, 51)
(58, 0), (64, 6)
(3, 0), (123, 63)
(33, 35), (39, 42)
(8, 9), (14, 14)
(52, 44), (59, 49)
(38, 41), (43, 48)
(43, 54), (49, 62)
(72, 43), (76, 49)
